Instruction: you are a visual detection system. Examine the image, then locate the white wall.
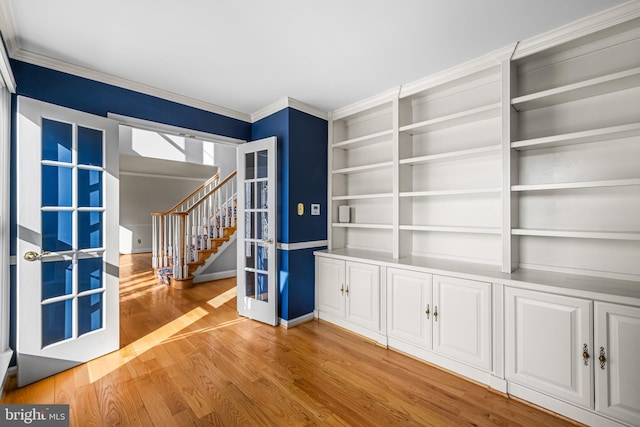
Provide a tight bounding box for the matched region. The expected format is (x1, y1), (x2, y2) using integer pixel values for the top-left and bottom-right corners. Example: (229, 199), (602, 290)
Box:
(119, 174), (207, 253)
(214, 143), (237, 179)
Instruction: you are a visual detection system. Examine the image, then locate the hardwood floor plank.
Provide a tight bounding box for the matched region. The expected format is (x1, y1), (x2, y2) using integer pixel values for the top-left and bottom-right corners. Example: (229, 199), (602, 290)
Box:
(1, 253), (580, 426)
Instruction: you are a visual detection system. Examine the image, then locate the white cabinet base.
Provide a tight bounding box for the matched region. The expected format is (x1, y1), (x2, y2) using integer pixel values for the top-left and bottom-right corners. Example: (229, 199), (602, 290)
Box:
(508, 382), (625, 427)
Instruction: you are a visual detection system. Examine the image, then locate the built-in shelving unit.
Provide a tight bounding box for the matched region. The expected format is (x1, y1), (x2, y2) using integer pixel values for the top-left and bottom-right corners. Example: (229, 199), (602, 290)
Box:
(397, 63), (503, 266)
(329, 95), (396, 255)
(509, 16), (640, 281)
(322, 7), (640, 427)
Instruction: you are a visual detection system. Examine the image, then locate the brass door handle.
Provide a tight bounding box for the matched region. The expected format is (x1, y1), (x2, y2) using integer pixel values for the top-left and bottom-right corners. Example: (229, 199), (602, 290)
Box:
(434, 306), (438, 321)
(425, 304), (430, 319)
(340, 285), (344, 295)
(24, 250), (50, 261)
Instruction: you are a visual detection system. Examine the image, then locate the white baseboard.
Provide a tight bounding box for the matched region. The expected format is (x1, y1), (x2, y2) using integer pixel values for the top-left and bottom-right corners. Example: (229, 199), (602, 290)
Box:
(193, 270), (236, 283)
(119, 247), (152, 255)
(279, 312), (315, 328)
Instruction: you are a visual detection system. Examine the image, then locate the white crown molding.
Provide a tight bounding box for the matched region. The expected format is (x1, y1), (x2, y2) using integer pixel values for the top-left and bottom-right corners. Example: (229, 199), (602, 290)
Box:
(513, 0), (640, 60)
(0, 0), (18, 55)
(399, 44), (515, 99)
(331, 87), (399, 121)
(251, 97), (328, 123)
(11, 48), (252, 123)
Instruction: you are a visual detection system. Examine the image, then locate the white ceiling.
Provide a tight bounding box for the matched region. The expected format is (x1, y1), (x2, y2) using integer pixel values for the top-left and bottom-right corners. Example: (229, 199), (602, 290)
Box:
(1, 0), (627, 117)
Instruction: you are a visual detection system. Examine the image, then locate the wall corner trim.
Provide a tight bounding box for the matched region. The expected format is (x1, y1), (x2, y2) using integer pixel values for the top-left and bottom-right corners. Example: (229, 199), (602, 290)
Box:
(251, 97), (328, 123)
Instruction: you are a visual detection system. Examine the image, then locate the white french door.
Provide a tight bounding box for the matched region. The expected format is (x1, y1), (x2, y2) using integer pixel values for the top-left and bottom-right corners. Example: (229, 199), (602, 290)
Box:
(16, 97), (119, 386)
(236, 137), (278, 326)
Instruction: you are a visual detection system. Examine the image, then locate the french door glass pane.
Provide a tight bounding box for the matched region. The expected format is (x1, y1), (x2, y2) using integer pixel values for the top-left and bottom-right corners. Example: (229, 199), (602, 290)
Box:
(258, 212), (268, 240)
(257, 150), (268, 178)
(42, 299), (72, 347)
(42, 211), (73, 252)
(245, 182), (255, 209)
(257, 244), (268, 271)
(245, 270), (256, 298)
(257, 181), (268, 209)
(257, 273), (268, 301)
(78, 169), (102, 207)
(245, 152), (255, 179)
(245, 242), (255, 269)
(78, 211), (102, 249)
(42, 119), (72, 163)
(245, 212), (255, 239)
(77, 126), (103, 166)
(41, 260), (73, 300)
(42, 165), (72, 207)
(78, 293), (103, 336)
(78, 257), (103, 292)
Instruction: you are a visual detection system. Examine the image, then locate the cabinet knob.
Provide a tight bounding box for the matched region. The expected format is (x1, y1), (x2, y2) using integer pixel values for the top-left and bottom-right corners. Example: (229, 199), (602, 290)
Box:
(345, 285), (349, 296)
(582, 343), (590, 366)
(340, 285), (344, 295)
(425, 304), (430, 319)
(434, 306), (438, 321)
(599, 347), (607, 370)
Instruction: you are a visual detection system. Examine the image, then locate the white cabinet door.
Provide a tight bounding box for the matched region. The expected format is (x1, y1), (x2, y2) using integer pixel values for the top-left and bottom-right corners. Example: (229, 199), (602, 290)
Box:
(345, 261), (380, 331)
(317, 257), (346, 319)
(505, 288), (593, 408)
(595, 302), (640, 426)
(387, 268), (432, 349)
(433, 275), (492, 371)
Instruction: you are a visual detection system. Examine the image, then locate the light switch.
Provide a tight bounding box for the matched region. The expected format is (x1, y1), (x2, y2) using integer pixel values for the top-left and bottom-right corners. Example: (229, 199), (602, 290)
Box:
(297, 203), (304, 216)
(311, 204), (320, 215)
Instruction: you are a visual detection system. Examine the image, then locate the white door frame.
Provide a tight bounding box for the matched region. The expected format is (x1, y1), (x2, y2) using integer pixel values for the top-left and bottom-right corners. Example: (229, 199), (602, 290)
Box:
(236, 136), (278, 326)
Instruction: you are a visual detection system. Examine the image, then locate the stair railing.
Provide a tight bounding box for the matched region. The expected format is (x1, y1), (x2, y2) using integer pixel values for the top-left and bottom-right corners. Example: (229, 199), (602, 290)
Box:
(152, 170), (237, 281)
(151, 172), (220, 270)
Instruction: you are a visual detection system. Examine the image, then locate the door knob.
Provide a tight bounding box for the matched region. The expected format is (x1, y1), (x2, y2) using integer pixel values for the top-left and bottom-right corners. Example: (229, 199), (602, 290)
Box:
(24, 250), (50, 261)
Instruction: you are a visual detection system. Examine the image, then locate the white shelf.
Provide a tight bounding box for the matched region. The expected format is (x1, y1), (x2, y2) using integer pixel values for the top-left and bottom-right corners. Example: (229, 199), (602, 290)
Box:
(512, 178), (640, 192)
(400, 145), (501, 166)
(511, 123), (640, 151)
(332, 129), (394, 150)
(400, 225), (501, 235)
(512, 67), (640, 111)
(400, 188), (501, 198)
(399, 103), (500, 135)
(512, 229), (640, 241)
(332, 193), (393, 201)
(332, 223), (393, 230)
(332, 161), (393, 175)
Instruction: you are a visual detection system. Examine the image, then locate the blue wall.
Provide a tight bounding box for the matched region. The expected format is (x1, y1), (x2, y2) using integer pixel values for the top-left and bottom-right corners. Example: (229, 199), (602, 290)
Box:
(252, 108), (328, 320)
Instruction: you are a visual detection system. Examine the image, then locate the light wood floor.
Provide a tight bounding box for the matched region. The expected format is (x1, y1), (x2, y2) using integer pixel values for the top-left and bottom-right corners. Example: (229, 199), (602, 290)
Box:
(2, 253), (579, 426)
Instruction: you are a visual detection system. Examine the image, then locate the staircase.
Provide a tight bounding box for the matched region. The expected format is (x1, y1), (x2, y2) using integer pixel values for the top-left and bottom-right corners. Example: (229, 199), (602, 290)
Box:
(152, 170), (237, 289)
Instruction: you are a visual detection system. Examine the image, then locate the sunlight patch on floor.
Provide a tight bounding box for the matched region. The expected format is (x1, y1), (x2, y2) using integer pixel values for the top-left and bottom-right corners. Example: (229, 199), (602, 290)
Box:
(87, 306), (209, 383)
(207, 286), (237, 308)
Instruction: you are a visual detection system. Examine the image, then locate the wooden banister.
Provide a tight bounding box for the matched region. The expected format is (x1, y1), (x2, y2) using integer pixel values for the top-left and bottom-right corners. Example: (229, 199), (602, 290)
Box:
(164, 171), (221, 215)
(184, 171), (237, 215)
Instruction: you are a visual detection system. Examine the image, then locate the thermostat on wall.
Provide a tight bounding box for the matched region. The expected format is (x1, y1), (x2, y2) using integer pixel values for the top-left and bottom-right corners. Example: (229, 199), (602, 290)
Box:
(311, 204), (320, 216)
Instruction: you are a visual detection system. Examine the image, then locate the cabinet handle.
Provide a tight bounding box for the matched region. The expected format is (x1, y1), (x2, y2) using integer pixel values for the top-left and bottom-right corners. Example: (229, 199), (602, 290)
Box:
(340, 284), (344, 295)
(599, 347), (607, 370)
(434, 306), (438, 322)
(345, 285), (349, 296)
(582, 344), (590, 366)
(425, 304), (430, 319)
